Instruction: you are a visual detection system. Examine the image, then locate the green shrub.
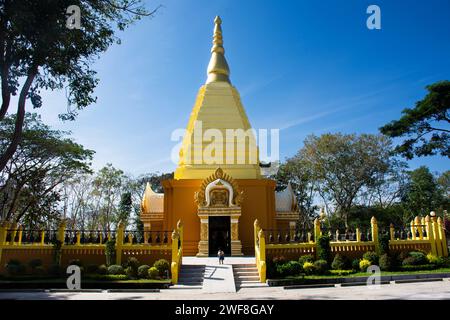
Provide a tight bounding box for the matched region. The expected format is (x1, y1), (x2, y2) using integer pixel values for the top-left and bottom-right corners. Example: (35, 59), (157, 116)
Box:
(331, 254), (349, 270)
(378, 233), (390, 255)
(105, 240), (116, 266)
(316, 235), (331, 264)
(126, 257), (140, 269)
(313, 260), (329, 275)
(362, 251), (379, 265)
(426, 253), (439, 265)
(298, 255), (314, 266)
(5, 259), (26, 276)
(138, 265), (150, 279)
(351, 259), (360, 271)
(148, 266), (159, 279)
(33, 266), (46, 276)
(402, 251), (427, 266)
(379, 253), (392, 271)
(86, 264), (99, 274)
(329, 270), (355, 276)
(47, 264), (62, 276)
(400, 264), (438, 272)
(266, 259), (277, 279)
(86, 274), (128, 281)
(29, 259), (43, 275)
(359, 259), (371, 272)
(97, 264), (108, 275)
(28, 259), (43, 270)
(124, 257), (140, 278)
(153, 259), (170, 278)
(302, 262), (315, 275)
(407, 251), (427, 265)
(277, 261), (302, 277)
(272, 256), (287, 266)
(107, 264), (124, 275)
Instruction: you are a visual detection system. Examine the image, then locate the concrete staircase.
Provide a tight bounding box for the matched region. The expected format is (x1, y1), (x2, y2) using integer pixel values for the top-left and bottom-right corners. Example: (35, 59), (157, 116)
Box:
(171, 264), (205, 289)
(233, 264), (268, 289)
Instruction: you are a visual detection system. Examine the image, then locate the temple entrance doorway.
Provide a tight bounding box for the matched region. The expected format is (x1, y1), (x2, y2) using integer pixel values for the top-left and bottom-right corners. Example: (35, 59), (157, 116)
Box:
(208, 216), (231, 256)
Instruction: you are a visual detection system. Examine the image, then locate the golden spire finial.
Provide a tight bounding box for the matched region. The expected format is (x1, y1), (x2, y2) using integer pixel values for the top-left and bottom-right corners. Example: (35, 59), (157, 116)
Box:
(206, 16), (230, 84)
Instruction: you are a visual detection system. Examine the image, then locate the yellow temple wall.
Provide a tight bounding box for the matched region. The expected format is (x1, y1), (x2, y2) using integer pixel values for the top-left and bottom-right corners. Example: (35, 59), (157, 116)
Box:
(162, 178), (277, 256)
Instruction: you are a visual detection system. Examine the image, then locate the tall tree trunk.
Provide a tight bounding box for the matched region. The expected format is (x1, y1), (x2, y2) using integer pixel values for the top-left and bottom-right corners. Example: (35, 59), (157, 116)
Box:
(0, 68), (37, 172)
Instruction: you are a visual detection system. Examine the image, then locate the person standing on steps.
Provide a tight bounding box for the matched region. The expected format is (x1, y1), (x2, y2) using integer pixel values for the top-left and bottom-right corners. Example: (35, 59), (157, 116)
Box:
(218, 248), (225, 264)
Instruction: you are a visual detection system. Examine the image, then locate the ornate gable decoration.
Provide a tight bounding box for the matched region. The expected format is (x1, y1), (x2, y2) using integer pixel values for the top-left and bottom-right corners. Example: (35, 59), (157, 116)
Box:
(194, 168), (243, 207)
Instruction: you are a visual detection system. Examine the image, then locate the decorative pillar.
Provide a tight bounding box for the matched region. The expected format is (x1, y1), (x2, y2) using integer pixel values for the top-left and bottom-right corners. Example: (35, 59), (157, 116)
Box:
(437, 217), (448, 257)
(57, 220), (66, 244)
(389, 223), (395, 241)
(410, 220), (416, 240)
(313, 218), (321, 242)
(115, 221), (125, 265)
(17, 225), (23, 245)
(425, 215), (437, 256)
(196, 216), (209, 257)
(171, 230), (180, 284)
(371, 216), (379, 252)
(9, 223), (17, 245)
(230, 215), (243, 256)
(431, 212), (443, 257)
(289, 221), (296, 242)
(258, 229), (266, 283)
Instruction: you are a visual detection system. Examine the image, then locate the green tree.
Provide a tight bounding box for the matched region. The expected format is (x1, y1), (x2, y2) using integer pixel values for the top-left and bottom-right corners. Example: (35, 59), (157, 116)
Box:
(0, 0), (159, 172)
(380, 80), (450, 159)
(402, 166), (445, 216)
(0, 113), (93, 226)
(274, 156), (318, 227)
(92, 163), (125, 231)
(300, 133), (395, 228)
(117, 191), (132, 228)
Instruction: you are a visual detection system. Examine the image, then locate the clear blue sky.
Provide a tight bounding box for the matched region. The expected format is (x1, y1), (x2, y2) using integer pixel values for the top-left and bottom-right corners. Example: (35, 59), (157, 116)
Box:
(35, 0), (450, 176)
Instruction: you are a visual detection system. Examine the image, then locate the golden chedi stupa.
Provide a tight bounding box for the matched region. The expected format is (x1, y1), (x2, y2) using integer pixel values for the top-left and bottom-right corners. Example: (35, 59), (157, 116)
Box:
(141, 16), (299, 256)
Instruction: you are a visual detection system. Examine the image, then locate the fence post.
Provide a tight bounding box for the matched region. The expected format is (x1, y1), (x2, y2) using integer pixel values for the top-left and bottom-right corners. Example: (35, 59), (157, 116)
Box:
(0, 222), (8, 267)
(425, 215), (437, 255)
(116, 221), (124, 265)
(356, 228), (361, 242)
(0, 222), (7, 245)
(258, 229), (266, 283)
(57, 221), (66, 244)
(171, 230), (180, 284)
(9, 223), (17, 245)
(437, 217), (448, 257)
(389, 223), (395, 241)
(314, 218), (321, 243)
(17, 225), (23, 245)
(410, 220), (416, 240)
(177, 220), (184, 254)
(371, 217), (379, 252)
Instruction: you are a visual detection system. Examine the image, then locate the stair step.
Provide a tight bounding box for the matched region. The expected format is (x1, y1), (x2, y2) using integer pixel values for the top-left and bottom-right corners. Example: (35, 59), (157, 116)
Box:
(236, 276), (260, 281)
(234, 271), (259, 276)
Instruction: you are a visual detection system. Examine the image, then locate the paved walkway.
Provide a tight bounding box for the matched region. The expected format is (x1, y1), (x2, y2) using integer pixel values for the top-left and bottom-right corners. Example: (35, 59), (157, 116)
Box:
(180, 256), (256, 293)
(1, 280), (450, 300)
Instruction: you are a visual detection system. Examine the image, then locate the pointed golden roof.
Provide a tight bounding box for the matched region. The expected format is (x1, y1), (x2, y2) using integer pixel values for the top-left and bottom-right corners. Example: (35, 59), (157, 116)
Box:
(174, 16), (261, 180)
(206, 16), (230, 84)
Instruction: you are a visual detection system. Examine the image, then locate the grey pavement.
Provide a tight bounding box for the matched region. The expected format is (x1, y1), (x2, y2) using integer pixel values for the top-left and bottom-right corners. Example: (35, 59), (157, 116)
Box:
(1, 279), (450, 300)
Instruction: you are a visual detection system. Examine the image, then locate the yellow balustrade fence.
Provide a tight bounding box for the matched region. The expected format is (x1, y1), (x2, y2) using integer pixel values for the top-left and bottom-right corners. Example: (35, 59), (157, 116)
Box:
(253, 214), (449, 283)
(0, 220), (184, 284)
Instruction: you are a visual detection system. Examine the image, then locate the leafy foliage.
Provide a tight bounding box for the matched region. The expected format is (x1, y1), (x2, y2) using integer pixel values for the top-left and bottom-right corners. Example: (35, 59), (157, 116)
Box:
(380, 80), (450, 159)
(153, 259), (170, 278)
(316, 235), (331, 264)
